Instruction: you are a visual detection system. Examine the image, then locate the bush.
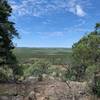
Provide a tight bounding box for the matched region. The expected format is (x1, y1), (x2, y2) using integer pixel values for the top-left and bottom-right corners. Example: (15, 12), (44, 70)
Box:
(24, 59), (51, 80)
(92, 72), (100, 97)
(86, 65), (97, 80)
(0, 66), (12, 82)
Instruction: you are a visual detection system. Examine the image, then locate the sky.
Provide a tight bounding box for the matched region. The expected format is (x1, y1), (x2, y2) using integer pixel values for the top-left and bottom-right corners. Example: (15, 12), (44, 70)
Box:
(8, 0), (100, 48)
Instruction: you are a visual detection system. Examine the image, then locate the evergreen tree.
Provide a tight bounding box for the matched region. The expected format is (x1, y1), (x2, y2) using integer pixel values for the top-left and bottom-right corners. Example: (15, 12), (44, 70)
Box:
(72, 23), (100, 81)
(0, 0), (23, 82)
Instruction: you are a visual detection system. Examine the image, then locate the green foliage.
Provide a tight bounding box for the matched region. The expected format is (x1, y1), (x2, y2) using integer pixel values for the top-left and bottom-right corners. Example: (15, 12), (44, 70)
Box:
(13, 48), (72, 64)
(95, 78), (100, 97)
(48, 67), (63, 78)
(86, 65), (97, 80)
(0, 67), (11, 82)
(31, 59), (51, 76)
(72, 23), (100, 81)
(90, 72), (100, 97)
(24, 59), (51, 79)
(23, 59), (71, 81)
(72, 23), (100, 96)
(0, 0), (23, 82)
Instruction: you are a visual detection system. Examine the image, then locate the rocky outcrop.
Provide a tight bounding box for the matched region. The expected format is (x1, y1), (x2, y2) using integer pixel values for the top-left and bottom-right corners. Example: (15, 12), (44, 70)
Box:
(0, 78), (99, 100)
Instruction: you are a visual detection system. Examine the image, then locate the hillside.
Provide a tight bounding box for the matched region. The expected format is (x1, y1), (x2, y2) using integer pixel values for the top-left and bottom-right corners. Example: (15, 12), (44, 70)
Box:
(0, 79), (94, 100)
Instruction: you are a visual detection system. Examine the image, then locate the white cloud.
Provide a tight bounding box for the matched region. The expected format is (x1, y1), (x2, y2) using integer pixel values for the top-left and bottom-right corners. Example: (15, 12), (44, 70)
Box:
(9, 0), (88, 17)
(67, 0), (86, 17)
(76, 5), (86, 17)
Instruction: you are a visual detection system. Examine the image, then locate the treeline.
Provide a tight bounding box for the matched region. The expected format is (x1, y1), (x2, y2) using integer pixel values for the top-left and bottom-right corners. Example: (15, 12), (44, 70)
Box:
(13, 48), (72, 64)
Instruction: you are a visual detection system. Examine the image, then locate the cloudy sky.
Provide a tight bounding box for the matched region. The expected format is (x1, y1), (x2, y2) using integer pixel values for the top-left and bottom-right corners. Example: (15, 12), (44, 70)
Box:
(9, 0), (100, 47)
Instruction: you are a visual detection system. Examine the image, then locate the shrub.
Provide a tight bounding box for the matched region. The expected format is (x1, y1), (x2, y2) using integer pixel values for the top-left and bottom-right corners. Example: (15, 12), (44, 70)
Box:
(24, 59), (51, 80)
(92, 72), (100, 97)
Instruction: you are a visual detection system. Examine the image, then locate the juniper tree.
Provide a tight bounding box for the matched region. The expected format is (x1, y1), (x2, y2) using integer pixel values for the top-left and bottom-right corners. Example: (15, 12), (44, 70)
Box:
(72, 23), (100, 81)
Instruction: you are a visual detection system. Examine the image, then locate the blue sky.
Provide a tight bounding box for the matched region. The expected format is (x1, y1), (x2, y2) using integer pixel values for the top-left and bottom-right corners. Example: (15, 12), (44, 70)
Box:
(9, 0), (100, 47)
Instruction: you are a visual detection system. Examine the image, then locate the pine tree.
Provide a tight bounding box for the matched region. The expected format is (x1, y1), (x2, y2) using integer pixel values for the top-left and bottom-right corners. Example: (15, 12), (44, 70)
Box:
(0, 0), (23, 82)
